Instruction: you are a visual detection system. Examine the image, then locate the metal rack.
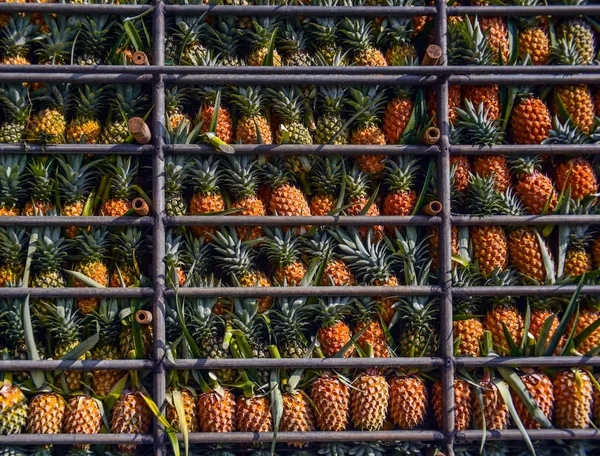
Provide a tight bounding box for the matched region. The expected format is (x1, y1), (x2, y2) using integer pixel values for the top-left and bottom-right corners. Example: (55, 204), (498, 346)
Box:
(0, 2), (597, 456)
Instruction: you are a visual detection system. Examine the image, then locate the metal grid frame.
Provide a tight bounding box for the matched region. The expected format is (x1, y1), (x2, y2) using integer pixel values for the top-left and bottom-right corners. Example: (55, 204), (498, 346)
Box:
(0, 3), (597, 456)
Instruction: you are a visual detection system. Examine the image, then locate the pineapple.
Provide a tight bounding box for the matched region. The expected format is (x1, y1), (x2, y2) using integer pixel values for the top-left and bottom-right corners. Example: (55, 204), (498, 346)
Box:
(558, 15), (595, 65)
(38, 298), (86, 392)
(72, 228), (110, 313)
(100, 156), (138, 217)
(352, 298), (390, 358)
(350, 368), (390, 431)
(433, 378), (472, 431)
(90, 299), (124, 397)
(196, 86), (234, 144)
(36, 15), (80, 65)
(429, 225), (459, 272)
(0, 1), (26, 29)
(262, 157), (311, 219)
(450, 155), (471, 194)
(23, 157), (54, 216)
(474, 372), (510, 431)
(230, 86), (273, 144)
(57, 155), (98, 238)
(0, 84), (29, 143)
(347, 86), (387, 175)
(345, 167), (384, 241)
(100, 85), (149, 144)
(0, 297), (40, 372)
(236, 394), (272, 433)
(66, 85), (104, 144)
(453, 267), (485, 357)
(170, 16), (208, 65)
(76, 14), (115, 65)
(0, 15), (38, 66)
(26, 392), (66, 434)
(383, 88), (414, 145)
(189, 156), (225, 239)
(382, 156), (419, 221)
(315, 296), (354, 357)
(340, 14), (387, 66)
(515, 0), (550, 65)
(0, 375), (27, 435)
(553, 368), (593, 429)
(389, 374), (428, 430)
(212, 228), (273, 313)
(484, 270), (524, 354)
(110, 391), (152, 454)
(309, 155), (345, 216)
(308, 1), (347, 65)
(378, 6), (417, 66)
(247, 9), (282, 66)
(165, 230), (187, 288)
(564, 216), (593, 279)
(266, 86), (313, 145)
(513, 369), (554, 429)
(510, 155), (557, 215)
(165, 155), (189, 217)
(556, 157), (597, 201)
(281, 380), (317, 447)
(333, 228), (399, 325)
(206, 15), (243, 66)
(279, 18), (314, 66)
(508, 227), (552, 283)
(479, 15), (510, 64)
(166, 86), (190, 131)
(428, 85), (462, 126)
(62, 395), (102, 448)
(119, 314), (153, 360)
(263, 226), (307, 286)
(311, 371), (350, 431)
(31, 227), (68, 289)
(510, 89), (552, 144)
(314, 86), (349, 145)
(197, 382), (236, 433)
(566, 297), (600, 356)
(109, 228), (147, 288)
(304, 232), (355, 286)
(166, 386), (198, 433)
(27, 84), (70, 144)
(0, 228), (26, 286)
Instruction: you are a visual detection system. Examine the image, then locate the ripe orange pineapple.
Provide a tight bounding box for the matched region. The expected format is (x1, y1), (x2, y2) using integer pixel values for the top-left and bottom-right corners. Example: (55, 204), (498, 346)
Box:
(26, 393), (66, 434)
(567, 299), (600, 355)
(197, 86), (233, 144)
(389, 375), (428, 429)
(382, 156), (419, 225)
(111, 391), (152, 454)
(528, 297), (561, 348)
(197, 388), (237, 433)
(166, 387), (198, 433)
(247, 15), (282, 66)
(189, 156), (225, 240)
(237, 396), (272, 432)
(510, 93), (552, 144)
(508, 227), (551, 283)
(351, 369), (390, 431)
(510, 155), (557, 215)
(383, 89), (414, 145)
(309, 155), (345, 216)
(556, 157), (597, 201)
(62, 395), (102, 448)
(263, 226), (307, 286)
(474, 379), (510, 430)
(316, 296), (354, 358)
(553, 368), (593, 429)
(471, 226), (508, 278)
(281, 391), (316, 447)
(230, 87), (273, 144)
(262, 158), (311, 220)
(72, 228), (109, 314)
(100, 156), (138, 217)
(311, 371), (350, 431)
(429, 226), (459, 271)
(453, 267), (485, 357)
(450, 156), (471, 193)
(303, 232), (356, 286)
(433, 378), (472, 431)
(345, 167), (384, 241)
(513, 370), (554, 429)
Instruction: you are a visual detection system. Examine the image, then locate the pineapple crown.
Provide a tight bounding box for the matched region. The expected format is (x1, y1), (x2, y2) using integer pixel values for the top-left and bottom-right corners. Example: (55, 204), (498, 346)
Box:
(330, 228), (394, 284)
(190, 156), (221, 196)
(80, 14), (117, 60)
(271, 294), (312, 346)
(398, 297), (439, 341)
(106, 155), (137, 201)
(73, 85), (105, 120)
(27, 157), (55, 205)
(307, 3), (340, 47)
(165, 230), (183, 285)
(543, 116), (593, 145)
(231, 296), (265, 346)
(340, 17), (375, 51)
(262, 226), (302, 271)
(33, 227), (70, 275)
(347, 86), (386, 127)
(345, 166), (372, 200)
(467, 173), (508, 216)
(266, 86), (305, 123)
(182, 229), (212, 279)
(455, 99), (505, 146)
(456, 16), (495, 66)
(318, 86), (346, 116)
(230, 86), (265, 118)
(172, 16), (206, 65)
(508, 154), (542, 179)
(303, 231), (339, 265)
(0, 83), (31, 125)
(166, 85), (189, 115)
(315, 295), (351, 327)
(165, 154), (190, 196)
(393, 226), (432, 286)
(57, 155), (98, 204)
(352, 296), (382, 323)
(0, 298), (31, 349)
(377, 12), (414, 50)
(36, 15), (81, 65)
(110, 227), (147, 267)
(222, 154), (259, 199)
(33, 83), (72, 114)
(207, 15), (241, 60)
(76, 227), (108, 263)
(185, 292), (221, 344)
(38, 298), (81, 347)
(211, 227), (257, 279)
(0, 154), (26, 208)
(113, 84), (149, 122)
(384, 155), (420, 193)
(550, 36), (585, 65)
(278, 19), (313, 64)
(452, 266), (483, 315)
(0, 227), (27, 269)
(309, 154), (346, 197)
(485, 268), (518, 307)
(165, 115), (202, 145)
(261, 157), (297, 188)
(0, 15), (40, 58)
(513, 0), (542, 28)
(249, 15), (280, 49)
(90, 298), (121, 347)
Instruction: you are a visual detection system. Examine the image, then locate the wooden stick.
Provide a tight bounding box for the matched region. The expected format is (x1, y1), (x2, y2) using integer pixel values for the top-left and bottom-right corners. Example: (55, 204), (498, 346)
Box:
(423, 45), (442, 66)
(132, 51), (149, 66)
(128, 117), (151, 144)
(132, 197), (150, 216)
(135, 310), (153, 325)
(424, 200), (443, 216)
(424, 126), (441, 145)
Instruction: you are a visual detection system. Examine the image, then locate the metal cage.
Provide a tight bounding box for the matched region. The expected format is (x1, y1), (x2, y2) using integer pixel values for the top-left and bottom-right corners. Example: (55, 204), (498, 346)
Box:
(0, 2), (598, 455)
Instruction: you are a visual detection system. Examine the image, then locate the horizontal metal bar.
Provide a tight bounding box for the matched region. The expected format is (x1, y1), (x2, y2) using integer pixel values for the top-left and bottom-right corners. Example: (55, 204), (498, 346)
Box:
(0, 144), (153, 155)
(450, 145), (600, 156)
(0, 434), (154, 445)
(166, 144), (439, 155)
(181, 430), (445, 443)
(0, 216), (153, 226)
(453, 285), (600, 297)
(0, 360), (153, 371)
(450, 5), (600, 16)
(0, 74), (153, 84)
(164, 5), (438, 17)
(167, 357), (443, 370)
(0, 4), (152, 13)
(449, 74), (599, 85)
(455, 356), (600, 368)
(0, 288), (154, 298)
(166, 285), (442, 298)
(457, 429), (600, 441)
(163, 75), (436, 86)
(165, 215), (441, 227)
(451, 215), (600, 226)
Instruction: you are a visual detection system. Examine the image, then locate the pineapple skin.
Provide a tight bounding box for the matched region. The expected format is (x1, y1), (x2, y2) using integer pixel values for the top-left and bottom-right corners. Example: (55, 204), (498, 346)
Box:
(66, 119), (101, 144)
(473, 155), (511, 193)
(463, 85), (500, 121)
(471, 225), (508, 278)
(269, 183), (311, 217)
(281, 392), (317, 447)
(354, 321), (389, 359)
(0, 385), (27, 435)
(62, 201), (85, 239)
(484, 303), (524, 354)
(199, 105), (233, 144)
(189, 192), (225, 240)
(166, 388), (198, 433)
(231, 195), (266, 240)
(513, 371), (554, 429)
(26, 393), (66, 434)
(321, 259), (355, 286)
(239, 270), (272, 314)
(73, 260), (109, 314)
(553, 369), (593, 429)
(389, 375), (428, 430)
(553, 85), (595, 134)
(310, 373), (350, 431)
(235, 115), (273, 144)
(510, 97), (551, 144)
(318, 320), (354, 358)
(567, 307), (600, 355)
(453, 318), (484, 357)
(564, 249), (591, 278)
(91, 344), (124, 397)
(27, 108), (66, 144)
(383, 97), (413, 145)
(473, 381), (510, 430)
(350, 371), (390, 431)
(111, 391), (152, 454)
(198, 389), (236, 433)
(519, 26), (550, 65)
(556, 157), (597, 201)
(433, 379), (472, 431)
(62, 396), (102, 449)
(100, 198), (131, 217)
(236, 396), (272, 432)
(508, 227), (548, 283)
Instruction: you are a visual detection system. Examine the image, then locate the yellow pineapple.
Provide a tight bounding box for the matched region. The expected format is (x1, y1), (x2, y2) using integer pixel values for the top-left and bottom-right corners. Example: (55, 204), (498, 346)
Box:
(111, 391), (152, 454)
(311, 371), (350, 431)
(27, 84), (69, 144)
(0, 375), (27, 435)
(71, 228), (109, 314)
(513, 370), (554, 429)
(433, 378), (472, 431)
(197, 387), (236, 433)
(350, 369), (390, 431)
(66, 85), (104, 144)
(341, 16), (387, 66)
(26, 392), (66, 434)
(62, 395), (102, 449)
(553, 368), (593, 429)
(389, 374), (428, 429)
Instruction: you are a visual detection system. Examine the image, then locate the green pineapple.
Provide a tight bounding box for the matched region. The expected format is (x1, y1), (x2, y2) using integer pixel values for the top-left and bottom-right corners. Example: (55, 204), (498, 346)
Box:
(206, 15), (243, 66)
(247, 4), (282, 66)
(170, 16), (208, 65)
(0, 14), (39, 65)
(377, 4), (418, 66)
(100, 85), (149, 144)
(31, 227), (69, 289)
(27, 84), (70, 144)
(314, 86), (349, 145)
(36, 15), (81, 65)
(109, 227), (147, 288)
(24, 157), (55, 216)
(0, 84), (30, 143)
(266, 86), (313, 145)
(340, 13), (387, 67)
(76, 15), (116, 65)
(0, 155), (25, 215)
(165, 155), (190, 217)
(279, 18), (314, 66)
(0, 297), (40, 366)
(558, 13), (595, 65)
(0, 228), (27, 287)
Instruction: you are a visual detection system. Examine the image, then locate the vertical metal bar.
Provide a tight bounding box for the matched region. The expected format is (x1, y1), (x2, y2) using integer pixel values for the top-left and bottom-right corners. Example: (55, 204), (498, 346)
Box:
(434, 0), (455, 455)
(152, 0), (167, 455)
